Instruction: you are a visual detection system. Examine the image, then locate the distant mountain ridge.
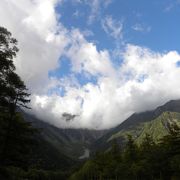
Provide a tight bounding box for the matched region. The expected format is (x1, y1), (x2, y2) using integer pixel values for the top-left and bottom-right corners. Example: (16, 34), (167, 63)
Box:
(20, 99), (180, 158)
(21, 111), (108, 159)
(92, 99), (180, 151)
(108, 111), (180, 143)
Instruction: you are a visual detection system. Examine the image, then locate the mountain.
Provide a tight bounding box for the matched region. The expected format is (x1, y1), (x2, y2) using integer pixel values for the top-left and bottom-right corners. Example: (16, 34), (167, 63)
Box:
(21, 100), (180, 158)
(92, 99), (180, 151)
(109, 111), (180, 144)
(21, 111), (107, 159)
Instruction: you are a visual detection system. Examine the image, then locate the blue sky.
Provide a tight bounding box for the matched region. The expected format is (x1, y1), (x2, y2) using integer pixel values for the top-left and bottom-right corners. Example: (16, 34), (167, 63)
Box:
(1, 0), (180, 129)
(58, 0), (180, 52)
(53, 0), (180, 86)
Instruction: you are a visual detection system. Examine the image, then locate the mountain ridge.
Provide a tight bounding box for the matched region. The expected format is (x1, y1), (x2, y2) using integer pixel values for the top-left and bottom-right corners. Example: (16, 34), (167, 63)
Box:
(21, 110), (108, 159)
(20, 99), (180, 157)
(92, 99), (180, 151)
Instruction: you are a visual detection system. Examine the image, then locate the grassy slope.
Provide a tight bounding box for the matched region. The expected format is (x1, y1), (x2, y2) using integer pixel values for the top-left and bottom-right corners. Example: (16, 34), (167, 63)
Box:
(108, 111), (180, 145)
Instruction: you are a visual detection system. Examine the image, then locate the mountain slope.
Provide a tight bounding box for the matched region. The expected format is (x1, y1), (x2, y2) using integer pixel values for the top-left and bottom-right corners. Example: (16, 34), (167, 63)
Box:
(109, 111), (180, 144)
(21, 111), (107, 159)
(93, 100), (180, 151)
(21, 100), (180, 158)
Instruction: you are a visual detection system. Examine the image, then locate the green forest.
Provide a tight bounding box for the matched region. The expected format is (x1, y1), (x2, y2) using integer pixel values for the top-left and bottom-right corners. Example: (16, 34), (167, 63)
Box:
(70, 132), (180, 180)
(0, 27), (180, 180)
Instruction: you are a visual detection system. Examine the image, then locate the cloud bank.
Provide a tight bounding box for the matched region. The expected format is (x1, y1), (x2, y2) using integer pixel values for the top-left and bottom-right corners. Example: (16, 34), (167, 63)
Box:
(1, 0), (180, 129)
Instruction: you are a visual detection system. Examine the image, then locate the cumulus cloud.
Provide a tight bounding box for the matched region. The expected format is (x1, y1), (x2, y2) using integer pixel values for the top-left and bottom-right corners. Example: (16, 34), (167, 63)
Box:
(31, 44), (180, 129)
(0, 0), (68, 93)
(119, 45), (180, 113)
(1, 0), (180, 130)
(66, 29), (115, 76)
(36, 45), (180, 128)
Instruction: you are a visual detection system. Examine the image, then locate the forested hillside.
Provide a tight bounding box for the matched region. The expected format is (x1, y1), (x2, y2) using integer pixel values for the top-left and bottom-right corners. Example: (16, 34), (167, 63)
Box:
(22, 110), (107, 159)
(93, 100), (180, 151)
(71, 126), (180, 180)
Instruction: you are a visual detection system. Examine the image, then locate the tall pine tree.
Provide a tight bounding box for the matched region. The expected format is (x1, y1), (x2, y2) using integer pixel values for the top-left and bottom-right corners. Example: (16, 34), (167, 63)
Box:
(0, 26), (31, 167)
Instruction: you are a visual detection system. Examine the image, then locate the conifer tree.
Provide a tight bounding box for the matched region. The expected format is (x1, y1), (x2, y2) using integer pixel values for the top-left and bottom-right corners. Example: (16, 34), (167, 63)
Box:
(0, 26), (31, 166)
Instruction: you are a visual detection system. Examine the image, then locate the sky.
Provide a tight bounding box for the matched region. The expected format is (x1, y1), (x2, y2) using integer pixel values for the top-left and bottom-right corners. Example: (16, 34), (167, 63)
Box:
(1, 0), (180, 129)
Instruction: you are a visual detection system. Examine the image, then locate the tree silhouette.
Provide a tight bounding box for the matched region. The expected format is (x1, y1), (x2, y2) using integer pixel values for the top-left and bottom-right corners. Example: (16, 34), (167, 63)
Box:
(0, 26), (30, 114)
(0, 26), (30, 166)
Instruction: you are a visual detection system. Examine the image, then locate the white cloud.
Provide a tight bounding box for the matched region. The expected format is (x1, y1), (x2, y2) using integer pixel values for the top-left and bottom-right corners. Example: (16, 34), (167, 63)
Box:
(73, 0), (113, 24)
(29, 45), (180, 129)
(86, 0), (100, 24)
(73, 10), (80, 18)
(0, 0), (68, 94)
(66, 29), (115, 77)
(87, 0), (113, 24)
(132, 23), (151, 33)
(164, 0), (180, 12)
(1, 0), (180, 130)
(102, 16), (123, 39)
(119, 45), (180, 112)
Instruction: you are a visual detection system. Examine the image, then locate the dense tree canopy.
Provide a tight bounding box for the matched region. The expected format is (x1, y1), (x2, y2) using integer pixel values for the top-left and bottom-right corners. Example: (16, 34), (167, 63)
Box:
(0, 26), (30, 114)
(70, 130), (180, 180)
(0, 27), (76, 180)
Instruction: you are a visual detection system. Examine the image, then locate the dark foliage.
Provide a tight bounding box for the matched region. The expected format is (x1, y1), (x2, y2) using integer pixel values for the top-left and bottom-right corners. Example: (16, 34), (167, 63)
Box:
(0, 27), (76, 179)
(71, 129), (180, 180)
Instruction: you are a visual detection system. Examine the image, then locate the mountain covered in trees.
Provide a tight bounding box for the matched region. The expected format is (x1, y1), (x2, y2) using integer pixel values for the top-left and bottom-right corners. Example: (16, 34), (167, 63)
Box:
(70, 124), (180, 180)
(22, 110), (107, 159)
(92, 100), (180, 152)
(0, 26), (180, 179)
(70, 101), (180, 179)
